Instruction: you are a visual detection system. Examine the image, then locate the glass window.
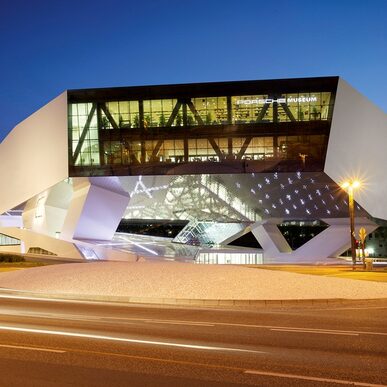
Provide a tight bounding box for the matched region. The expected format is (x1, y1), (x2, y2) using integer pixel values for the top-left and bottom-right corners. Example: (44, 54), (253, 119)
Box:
(144, 139), (185, 163)
(231, 92), (332, 123)
(231, 95), (270, 124)
(191, 97), (227, 125)
(243, 137), (274, 160)
(104, 100), (139, 129)
(69, 103), (100, 166)
(143, 99), (179, 128)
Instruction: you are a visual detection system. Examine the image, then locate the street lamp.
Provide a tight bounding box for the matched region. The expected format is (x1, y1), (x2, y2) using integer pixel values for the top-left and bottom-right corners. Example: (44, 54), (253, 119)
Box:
(341, 180), (361, 270)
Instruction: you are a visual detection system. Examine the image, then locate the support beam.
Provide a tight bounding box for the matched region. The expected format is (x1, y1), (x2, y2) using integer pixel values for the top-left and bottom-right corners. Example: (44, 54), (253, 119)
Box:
(208, 138), (223, 159)
(182, 103), (188, 126)
(273, 101), (278, 123)
(237, 137), (252, 160)
(166, 101), (182, 127)
(100, 104), (119, 130)
(184, 138), (189, 162)
(96, 103), (105, 166)
(187, 101), (204, 125)
(228, 137), (233, 156)
(273, 136), (278, 158)
(150, 140), (164, 160)
(68, 104), (73, 164)
(139, 100), (144, 128)
(280, 102), (296, 121)
(256, 102), (271, 122)
(140, 140), (146, 163)
(227, 96), (232, 124)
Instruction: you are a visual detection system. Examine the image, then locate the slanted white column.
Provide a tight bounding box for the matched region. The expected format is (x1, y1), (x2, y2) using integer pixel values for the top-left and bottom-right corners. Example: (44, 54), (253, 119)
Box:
(62, 177), (130, 241)
(251, 217), (378, 263)
(251, 218), (292, 258)
(291, 217), (378, 261)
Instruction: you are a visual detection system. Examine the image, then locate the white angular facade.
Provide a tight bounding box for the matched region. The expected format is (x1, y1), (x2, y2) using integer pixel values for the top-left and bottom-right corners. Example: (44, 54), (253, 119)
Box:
(0, 77), (385, 262)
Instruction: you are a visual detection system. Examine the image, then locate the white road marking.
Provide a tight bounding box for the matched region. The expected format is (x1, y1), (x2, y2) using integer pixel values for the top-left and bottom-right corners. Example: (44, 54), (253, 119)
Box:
(0, 293), (386, 336)
(317, 306), (387, 311)
(244, 370), (387, 386)
(0, 310), (113, 324)
(183, 320), (387, 337)
(0, 344), (66, 353)
(0, 310), (212, 326)
(146, 320), (215, 327)
(0, 325), (265, 354)
(88, 316), (387, 336)
(270, 328), (359, 336)
(122, 318), (385, 337)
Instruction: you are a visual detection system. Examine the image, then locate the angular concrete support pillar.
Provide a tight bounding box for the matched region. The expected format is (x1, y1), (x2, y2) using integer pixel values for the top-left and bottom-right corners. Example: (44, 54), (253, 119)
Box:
(221, 226), (251, 246)
(251, 218), (292, 258)
(62, 177), (130, 241)
(251, 217), (378, 263)
(292, 217), (378, 261)
(22, 180), (73, 238)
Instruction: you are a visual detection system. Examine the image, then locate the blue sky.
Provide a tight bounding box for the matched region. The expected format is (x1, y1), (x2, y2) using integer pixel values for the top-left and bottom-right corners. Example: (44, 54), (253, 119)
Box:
(0, 0), (386, 140)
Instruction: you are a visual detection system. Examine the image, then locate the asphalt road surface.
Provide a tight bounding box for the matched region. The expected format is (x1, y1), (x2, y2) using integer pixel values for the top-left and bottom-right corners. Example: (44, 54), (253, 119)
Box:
(0, 294), (386, 386)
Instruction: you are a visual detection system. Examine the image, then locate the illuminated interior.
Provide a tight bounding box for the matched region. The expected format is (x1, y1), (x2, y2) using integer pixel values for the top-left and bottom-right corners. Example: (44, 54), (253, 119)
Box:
(67, 79), (335, 176)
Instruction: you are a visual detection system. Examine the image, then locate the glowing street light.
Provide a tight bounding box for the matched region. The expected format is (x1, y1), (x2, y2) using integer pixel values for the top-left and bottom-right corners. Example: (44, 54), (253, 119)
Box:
(341, 180), (361, 270)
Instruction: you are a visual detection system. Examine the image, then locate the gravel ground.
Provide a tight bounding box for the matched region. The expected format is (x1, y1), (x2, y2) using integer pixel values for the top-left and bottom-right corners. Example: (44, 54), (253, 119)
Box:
(0, 261), (386, 300)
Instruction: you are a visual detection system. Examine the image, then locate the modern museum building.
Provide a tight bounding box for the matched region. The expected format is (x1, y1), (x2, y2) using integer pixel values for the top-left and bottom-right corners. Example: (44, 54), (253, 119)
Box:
(0, 76), (386, 263)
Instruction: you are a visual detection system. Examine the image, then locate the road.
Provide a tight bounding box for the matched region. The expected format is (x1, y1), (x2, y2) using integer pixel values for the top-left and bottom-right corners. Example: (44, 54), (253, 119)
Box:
(0, 294), (386, 386)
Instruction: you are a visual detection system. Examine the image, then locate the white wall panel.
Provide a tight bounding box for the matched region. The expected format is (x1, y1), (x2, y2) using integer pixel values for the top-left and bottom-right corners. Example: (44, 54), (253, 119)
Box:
(0, 227), (83, 259)
(0, 92), (68, 214)
(0, 215), (22, 228)
(62, 177), (130, 241)
(325, 79), (387, 220)
(22, 180), (73, 238)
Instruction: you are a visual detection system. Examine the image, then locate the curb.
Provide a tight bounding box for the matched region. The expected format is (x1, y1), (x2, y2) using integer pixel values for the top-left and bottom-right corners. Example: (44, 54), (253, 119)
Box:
(1, 288), (387, 308)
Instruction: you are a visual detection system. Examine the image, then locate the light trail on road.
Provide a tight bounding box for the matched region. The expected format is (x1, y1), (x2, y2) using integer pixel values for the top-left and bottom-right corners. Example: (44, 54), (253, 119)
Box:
(0, 324), (266, 354)
(0, 294), (385, 386)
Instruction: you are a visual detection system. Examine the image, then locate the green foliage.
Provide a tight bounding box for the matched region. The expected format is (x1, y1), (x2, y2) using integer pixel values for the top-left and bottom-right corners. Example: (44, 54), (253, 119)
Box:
(0, 253), (25, 263)
(101, 116), (109, 129)
(159, 114), (166, 127)
(175, 113), (182, 126)
(205, 113), (212, 124)
(187, 115), (194, 126)
(133, 115), (140, 127)
(144, 115), (152, 128)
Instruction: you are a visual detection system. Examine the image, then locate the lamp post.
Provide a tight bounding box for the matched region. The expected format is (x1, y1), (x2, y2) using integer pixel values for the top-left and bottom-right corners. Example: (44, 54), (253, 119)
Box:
(341, 180), (360, 270)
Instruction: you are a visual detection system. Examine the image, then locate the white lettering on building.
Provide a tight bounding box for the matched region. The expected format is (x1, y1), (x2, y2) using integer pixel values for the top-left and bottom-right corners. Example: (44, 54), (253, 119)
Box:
(236, 96), (317, 105)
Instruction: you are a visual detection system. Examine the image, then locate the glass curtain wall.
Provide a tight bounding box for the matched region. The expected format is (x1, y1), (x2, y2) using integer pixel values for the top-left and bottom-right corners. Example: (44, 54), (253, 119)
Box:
(143, 99), (178, 127)
(104, 101), (139, 128)
(68, 91), (332, 172)
(69, 103), (100, 166)
(191, 97), (228, 125)
(231, 92), (332, 124)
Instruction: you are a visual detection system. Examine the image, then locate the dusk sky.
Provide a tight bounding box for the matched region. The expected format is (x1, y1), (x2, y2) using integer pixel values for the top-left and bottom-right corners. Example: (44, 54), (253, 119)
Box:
(0, 0), (386, 141)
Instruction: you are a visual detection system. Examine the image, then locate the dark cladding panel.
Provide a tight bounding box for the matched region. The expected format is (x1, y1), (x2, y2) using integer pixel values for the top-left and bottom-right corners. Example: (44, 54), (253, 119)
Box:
(68, 77), (339, 102)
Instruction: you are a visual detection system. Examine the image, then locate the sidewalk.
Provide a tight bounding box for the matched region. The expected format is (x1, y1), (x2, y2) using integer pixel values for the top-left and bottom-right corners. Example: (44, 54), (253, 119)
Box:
(1, 286), (387, 309)
(0, 262), (387, 306)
